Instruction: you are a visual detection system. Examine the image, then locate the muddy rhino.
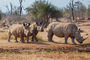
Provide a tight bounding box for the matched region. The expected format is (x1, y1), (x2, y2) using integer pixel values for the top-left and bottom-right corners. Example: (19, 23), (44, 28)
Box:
(47, 22), (88, 44)
(8, 23), (31, 43)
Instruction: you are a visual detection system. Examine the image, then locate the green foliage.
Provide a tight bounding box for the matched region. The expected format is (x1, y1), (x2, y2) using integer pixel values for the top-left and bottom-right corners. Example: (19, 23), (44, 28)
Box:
(88, 8), (90, 17)
(40, 51), (51, 54)
(0, 14), (2, 20)
(0, 11), (2, 20)
(26, 0), (63, 26)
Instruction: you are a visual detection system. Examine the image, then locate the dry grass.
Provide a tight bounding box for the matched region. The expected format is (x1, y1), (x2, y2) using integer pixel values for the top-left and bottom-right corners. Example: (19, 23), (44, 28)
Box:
(0, 53), (90, 60)
(0, 32), (9, 40)
(0, 20), (90, 60)
(36, 32), (48, 41)
(0, 32), (33, 41)
(0, 32), (16, 40)
(0, 30), (45, 41)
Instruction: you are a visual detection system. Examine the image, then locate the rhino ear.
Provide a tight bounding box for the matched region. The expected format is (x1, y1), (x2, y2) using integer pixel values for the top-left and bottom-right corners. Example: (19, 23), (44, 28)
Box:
(36, 22), (38, 25)
(28, 23), (31, 26)
(23, 23), (26, 26)
(78, 28), (84, 32)
(78, 28), (80, 31)
(78, 28), (81, 32)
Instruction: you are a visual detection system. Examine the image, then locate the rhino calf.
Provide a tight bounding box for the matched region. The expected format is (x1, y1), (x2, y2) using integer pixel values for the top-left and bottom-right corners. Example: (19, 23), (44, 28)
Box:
(47, 22), (88, 44)
(29, 23), (39, 42)
(8, 23), (31, 43)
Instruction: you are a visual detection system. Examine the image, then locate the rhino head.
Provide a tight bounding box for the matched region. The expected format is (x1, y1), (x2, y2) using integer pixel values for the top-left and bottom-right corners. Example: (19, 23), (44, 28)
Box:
(75, 29), (88, 44)
(37, 25), (44, 32)
(23, 22), (30, 29)
(23, 22), (31, 36)
(30, 22), (44, 33)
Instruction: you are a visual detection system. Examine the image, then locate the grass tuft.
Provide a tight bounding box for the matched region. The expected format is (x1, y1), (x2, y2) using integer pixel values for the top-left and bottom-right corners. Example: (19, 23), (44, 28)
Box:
(40, 51), (52, 54)
(0, 32), (9, 40)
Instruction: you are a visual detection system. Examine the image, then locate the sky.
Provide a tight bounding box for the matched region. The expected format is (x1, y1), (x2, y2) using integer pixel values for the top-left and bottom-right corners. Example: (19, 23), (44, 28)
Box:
(0, 0), (90, 13)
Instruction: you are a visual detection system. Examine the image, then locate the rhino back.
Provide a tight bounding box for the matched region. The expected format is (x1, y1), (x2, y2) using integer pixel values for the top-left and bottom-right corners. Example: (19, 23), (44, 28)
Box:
(9, 24), (24, 36)
(30, 23), (38, 34)
(52, 23), (78, 37)
(47, 22), (60, 32)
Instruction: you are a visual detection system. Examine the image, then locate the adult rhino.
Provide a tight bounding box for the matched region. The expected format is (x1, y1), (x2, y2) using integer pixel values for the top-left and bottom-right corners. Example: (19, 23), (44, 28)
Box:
(47, 22), (88, 44)
(8, 23), (31, 43)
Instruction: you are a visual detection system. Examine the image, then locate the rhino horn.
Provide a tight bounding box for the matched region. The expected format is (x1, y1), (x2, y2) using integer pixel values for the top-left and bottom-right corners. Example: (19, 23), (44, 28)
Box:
(82, 34), (88, 41)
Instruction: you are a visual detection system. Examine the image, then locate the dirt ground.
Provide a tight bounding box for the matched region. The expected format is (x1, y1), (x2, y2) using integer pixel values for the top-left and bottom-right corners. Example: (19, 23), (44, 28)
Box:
(0, 20), (90, 60)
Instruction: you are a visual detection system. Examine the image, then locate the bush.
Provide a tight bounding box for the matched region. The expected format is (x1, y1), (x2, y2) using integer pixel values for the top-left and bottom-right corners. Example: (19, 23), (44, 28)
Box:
(26, 0), (63, 27)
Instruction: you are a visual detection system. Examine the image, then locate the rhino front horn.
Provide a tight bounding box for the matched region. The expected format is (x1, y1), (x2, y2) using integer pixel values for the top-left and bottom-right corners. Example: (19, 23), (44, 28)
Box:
(83, 34), (88, 41)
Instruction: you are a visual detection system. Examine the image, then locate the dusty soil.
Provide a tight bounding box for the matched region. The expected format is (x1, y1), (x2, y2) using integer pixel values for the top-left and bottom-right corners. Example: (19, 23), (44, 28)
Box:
(0, 20), (90, 60)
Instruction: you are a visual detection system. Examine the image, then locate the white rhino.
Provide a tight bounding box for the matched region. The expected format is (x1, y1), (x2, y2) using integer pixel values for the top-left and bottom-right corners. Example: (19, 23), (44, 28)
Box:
(29, 22), (44, 42)
(8, 23), (31, 43)
(29, 22), (38, 42)
(47, 22), (88, 44)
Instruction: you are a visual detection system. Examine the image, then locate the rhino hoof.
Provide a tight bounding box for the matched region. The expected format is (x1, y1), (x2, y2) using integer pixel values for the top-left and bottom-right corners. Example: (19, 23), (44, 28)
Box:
(73, 43), (77, 45)
(8, 41), (10, 42)
(27, 42), (30, 43)
(15, 41), (18, 43)
(64, 43), (68, 44)
(21, 41), (25, 43)
(36, 40), (38, 42)
(32, 40), (34, 42)
(49, 40), (54, 42)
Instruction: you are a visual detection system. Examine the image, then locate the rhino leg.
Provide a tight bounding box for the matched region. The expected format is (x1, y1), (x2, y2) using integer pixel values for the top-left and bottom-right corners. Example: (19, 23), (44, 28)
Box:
(15, 36), (18, 43)
(8, 32), (11, 42)
(34, 35), (38, 42)
(32, 35), (38, 42)
(48, 32), (54, 42)
(26, 36), (29, 43)
(32, 36), (34, 42)
(20, 36), (24, 43)
(32, 34), (38, 42)
(71, 37), (76, 45)
(65, 36), (68, 44)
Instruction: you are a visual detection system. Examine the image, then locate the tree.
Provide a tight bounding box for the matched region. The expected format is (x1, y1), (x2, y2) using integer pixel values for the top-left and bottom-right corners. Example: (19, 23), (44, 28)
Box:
(6, 5), (10, 15)
(10, 2), (13, 15)
(5, 0), (25, 16)
(64, 0), (75, 21)
(67, 0), (75, 20)
(26, 0), (63, 27)
(70, 0), (74, 20)
(19, 0), (24, 16)
(88, 5), (90, 18)
(0, 10), (5, 20)
(74, 1), (86, 20)
(64, 0), (86, 21)
(0, 11), (2, 20)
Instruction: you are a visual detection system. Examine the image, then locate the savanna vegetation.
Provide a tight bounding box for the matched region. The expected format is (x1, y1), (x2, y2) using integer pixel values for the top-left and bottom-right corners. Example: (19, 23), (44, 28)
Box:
(0, 0), (90, 60)
(0, 0), (90, 27)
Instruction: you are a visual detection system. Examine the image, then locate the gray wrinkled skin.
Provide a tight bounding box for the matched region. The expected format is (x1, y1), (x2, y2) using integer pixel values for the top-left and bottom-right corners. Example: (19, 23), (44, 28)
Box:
(8, 23), (30, 43)
(47, 22), (88, 44)
(29, 23), (38, 42)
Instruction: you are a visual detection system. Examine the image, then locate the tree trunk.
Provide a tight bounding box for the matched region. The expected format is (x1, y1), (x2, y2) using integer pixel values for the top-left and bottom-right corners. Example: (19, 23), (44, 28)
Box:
(71, 0), (74, 20)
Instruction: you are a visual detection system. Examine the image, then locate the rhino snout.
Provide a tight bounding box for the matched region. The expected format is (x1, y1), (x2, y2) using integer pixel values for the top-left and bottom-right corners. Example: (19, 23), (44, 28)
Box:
(24, 30), (30, 36)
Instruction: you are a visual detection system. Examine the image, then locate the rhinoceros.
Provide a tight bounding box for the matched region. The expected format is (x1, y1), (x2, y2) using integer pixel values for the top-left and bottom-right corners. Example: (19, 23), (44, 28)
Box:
(47, 22), (88, 44)
(8, 23), (31, 43)
(29, 22), (40, 42)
